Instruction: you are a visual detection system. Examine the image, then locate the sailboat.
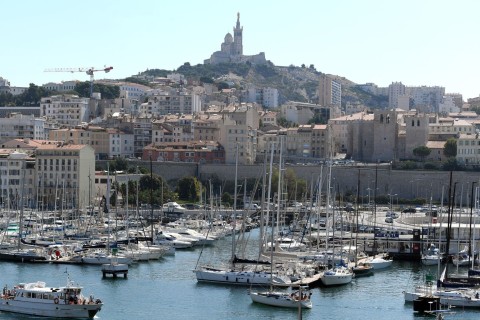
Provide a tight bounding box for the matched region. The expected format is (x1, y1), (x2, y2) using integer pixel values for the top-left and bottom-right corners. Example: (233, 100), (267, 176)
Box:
(194, 144), (291, 286)
(250, 141), (312, 309)
(320, 164), (353, 286)
(352, 170), (374, 277)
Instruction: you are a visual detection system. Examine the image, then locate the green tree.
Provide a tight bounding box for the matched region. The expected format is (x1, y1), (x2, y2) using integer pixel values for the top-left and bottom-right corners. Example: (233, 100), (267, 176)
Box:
(136, 174), (174, 206)
(442, 158), (463, 171)
(200, 76), (214, 84)
(271, 168), (306, 203)
(176, 176), (202, 201)
(217, 82), (230, 90)
(108, 157), (129, 172)
(443, 138), (457, 157)
(74, 82), (120, 99)
(413, 146), (431, 162)
(221, 192), (233, 206)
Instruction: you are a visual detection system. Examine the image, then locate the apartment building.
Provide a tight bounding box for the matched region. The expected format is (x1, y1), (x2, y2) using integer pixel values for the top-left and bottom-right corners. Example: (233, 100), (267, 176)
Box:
(143, 141), (225, 164)
(152, 114), (194, 144)
(40, 95), (90, 128)
(141, 88), (201, 115)
(388, 82), (407, 109)
(35, 143), (95, 209)
(244, 86), (279, 109)
(42, 81), (78, 93)
(0, 151), (35, 209)
(429, 118), (474, 141)
(218, 104), (260, 164)
(318, 74), (341, 107)
(49, 127), (134, 160)
(0, 113), (46, 143)
(457, 133), (480, 165)
(261, 111), (278, 126)
(193, 115), (222, 142)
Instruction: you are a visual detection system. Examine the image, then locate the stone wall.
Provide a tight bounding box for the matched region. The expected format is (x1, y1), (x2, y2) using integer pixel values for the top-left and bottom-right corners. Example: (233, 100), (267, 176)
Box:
(99, 160), (480, 204)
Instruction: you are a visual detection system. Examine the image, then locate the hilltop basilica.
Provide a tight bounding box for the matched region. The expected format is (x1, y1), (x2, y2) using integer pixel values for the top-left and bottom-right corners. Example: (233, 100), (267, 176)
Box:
(204, 13), (267, 65)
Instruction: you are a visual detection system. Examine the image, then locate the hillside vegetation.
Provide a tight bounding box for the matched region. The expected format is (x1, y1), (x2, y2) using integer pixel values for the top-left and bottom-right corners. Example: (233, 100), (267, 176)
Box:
(140, 62), (388, 109)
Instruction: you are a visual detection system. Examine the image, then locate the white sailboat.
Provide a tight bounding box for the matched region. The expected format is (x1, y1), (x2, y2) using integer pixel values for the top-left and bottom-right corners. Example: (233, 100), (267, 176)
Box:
(320, 164), (353, 286)
(195, 144), (291, 286)
(250, 141), (312, 309)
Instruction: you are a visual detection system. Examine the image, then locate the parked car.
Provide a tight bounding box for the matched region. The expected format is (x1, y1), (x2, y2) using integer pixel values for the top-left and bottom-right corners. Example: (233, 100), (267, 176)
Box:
(385, 217), (393, 223)
(402, 207), (416, 213)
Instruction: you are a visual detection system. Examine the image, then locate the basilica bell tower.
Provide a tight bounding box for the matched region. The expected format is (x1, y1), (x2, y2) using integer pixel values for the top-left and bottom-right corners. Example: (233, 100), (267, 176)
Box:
(233, 12), (243, 56)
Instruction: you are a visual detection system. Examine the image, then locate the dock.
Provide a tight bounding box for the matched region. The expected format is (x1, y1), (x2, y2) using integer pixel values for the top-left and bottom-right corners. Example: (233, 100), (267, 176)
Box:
(101, 263), (128, 278)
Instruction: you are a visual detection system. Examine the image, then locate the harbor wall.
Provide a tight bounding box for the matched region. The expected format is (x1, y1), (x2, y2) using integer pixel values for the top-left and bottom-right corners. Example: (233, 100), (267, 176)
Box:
(100, 161), (480, 203)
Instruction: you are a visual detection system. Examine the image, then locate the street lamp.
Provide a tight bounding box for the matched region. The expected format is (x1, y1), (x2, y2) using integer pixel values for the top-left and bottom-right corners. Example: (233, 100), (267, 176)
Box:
(388, 193), (397, 211)
(366, 188), (371, 209)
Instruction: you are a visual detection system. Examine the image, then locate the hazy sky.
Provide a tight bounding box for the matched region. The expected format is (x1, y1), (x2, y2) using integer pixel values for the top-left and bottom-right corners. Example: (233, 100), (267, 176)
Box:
(3, 1), (480, 99)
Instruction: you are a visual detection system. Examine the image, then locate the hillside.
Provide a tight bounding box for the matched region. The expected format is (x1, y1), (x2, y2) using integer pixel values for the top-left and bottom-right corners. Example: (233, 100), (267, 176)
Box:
(139, 62), (388, 109)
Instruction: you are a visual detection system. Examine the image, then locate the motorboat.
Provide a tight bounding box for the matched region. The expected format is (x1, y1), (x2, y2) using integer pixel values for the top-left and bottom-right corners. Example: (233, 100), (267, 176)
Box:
(452, 246), (471, 267)
(352, 261), (374, 277)
(164, 227), (217, 246)
(154, 232), (194, 249)
(267, 237), (306, 252)
(421, 244), (443, 266)
(364, 254), (393, 270)
(0, 278), (102, 318)
(320, 266), (353, 286)
(250, 287), (312, 309)
(162, 202), (186, 214)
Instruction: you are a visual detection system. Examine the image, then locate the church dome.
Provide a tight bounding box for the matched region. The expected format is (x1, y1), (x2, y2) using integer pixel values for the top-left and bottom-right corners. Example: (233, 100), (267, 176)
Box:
(224, 33), (233, 44)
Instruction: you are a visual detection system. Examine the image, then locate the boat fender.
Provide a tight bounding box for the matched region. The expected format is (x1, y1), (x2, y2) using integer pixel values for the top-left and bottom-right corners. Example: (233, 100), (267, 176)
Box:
(54, 297), (59, 304)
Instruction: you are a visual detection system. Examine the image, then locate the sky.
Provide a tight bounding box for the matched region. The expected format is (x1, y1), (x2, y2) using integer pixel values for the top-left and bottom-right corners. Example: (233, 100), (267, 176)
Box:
(2, 0), (480, 99)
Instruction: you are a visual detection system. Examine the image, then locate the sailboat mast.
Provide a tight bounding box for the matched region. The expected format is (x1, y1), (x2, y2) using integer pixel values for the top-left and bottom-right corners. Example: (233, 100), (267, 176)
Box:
(18, 158), (26, 250)
(275, 138), (283, 247)
(231, 144), (239, 263)
(469, 181), (477, 265)
(354, 169), (361, 266)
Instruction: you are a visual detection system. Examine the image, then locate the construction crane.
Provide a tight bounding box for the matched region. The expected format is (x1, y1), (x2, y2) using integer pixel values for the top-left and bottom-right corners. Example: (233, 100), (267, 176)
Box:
(44, 66), (113, 97)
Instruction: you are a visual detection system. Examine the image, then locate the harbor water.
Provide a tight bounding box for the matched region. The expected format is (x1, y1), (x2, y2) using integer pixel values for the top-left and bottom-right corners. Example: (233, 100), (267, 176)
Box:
(0, 228), (479, 319)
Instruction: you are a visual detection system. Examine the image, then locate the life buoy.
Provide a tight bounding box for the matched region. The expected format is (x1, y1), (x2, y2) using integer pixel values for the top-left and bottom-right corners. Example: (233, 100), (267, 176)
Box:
(54, 297), (59, 304)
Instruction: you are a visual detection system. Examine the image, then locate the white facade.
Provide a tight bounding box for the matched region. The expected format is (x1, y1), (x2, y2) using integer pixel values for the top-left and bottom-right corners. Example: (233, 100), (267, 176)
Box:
(42, 81), (78, 92)
(35, 143), (95, 209)
(388, 82), (406, 109)
(0, 114), (45, 143)
(141, 88), (201, 115)
(429, 118), (474, 136)
(439, 95), (460, 114)
(407, 86), (445, 112)
(0, 151), (35, 209)
(118, 82), (150, 100)
(245, 86), (279, 109)
(40, 95), (90, 127)
(108, 130), (134, 159)
(457, 133), (480, 165)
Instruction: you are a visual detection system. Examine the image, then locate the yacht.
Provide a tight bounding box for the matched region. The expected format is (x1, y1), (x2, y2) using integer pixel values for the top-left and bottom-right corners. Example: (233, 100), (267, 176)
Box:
(0, 278), (102, 318)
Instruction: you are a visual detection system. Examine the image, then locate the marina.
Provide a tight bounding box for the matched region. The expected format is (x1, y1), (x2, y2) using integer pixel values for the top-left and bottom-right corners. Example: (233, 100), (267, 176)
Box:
(0, 227), (479, 319)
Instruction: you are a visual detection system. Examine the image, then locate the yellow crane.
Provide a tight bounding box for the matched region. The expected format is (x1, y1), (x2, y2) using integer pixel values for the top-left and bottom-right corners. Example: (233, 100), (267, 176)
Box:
(44, 66), (113, 97)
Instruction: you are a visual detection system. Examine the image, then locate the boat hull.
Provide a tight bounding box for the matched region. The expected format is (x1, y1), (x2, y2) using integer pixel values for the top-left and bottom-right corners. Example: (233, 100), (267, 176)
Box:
(0, 300), (101, 318)
(195, 268), (290, 286)
(250, 291), (312, 309)
(320, 273), (353, 286)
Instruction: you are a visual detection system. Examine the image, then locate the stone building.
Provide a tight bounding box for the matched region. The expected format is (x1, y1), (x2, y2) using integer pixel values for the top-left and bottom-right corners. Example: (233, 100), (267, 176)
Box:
(204, 13), (266, 65)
